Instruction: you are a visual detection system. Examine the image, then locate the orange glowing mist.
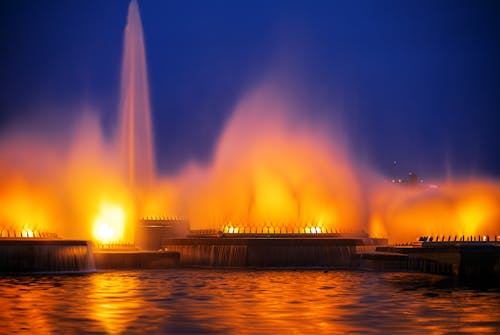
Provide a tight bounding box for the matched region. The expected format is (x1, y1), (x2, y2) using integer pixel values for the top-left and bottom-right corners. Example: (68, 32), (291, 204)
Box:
(0, 113), (136, 242)
(0, 1), (161, 244)
(1, 0), (499, 245)
(176, 85), (366, 234)
(0, 0), (154, 244)
(368, 178), (500, 243)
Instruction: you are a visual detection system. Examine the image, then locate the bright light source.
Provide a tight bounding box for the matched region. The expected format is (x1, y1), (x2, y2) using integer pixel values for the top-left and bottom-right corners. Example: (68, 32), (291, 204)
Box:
(93, 204), (125, 244)
(21, 229), (34, 238)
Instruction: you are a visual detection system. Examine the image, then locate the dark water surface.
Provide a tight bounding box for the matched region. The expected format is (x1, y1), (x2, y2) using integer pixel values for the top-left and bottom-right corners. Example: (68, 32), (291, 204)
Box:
(0, 270), (499, 334)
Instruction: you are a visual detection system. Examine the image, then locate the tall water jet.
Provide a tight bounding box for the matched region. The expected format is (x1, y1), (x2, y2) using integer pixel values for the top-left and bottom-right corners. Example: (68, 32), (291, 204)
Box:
(119, 0), (155, 191)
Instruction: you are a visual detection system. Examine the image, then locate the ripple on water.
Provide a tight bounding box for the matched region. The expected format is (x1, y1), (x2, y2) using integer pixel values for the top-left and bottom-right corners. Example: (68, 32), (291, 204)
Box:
(0, 270), (499, 334)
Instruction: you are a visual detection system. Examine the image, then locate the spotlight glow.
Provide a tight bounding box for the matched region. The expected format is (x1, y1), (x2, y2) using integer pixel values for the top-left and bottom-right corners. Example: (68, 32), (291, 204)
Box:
(93, 204), (126, 244)
(21, 229), (34, 238)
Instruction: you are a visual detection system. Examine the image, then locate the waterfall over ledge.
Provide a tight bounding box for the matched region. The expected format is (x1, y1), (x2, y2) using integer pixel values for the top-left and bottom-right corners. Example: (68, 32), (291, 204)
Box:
(163, 237), (376, 267)
(0, 239), (95, 273)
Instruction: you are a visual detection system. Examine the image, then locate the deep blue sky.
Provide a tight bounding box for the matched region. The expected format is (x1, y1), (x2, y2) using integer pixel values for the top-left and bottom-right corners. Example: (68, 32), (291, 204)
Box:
(1, 0), (499, 179)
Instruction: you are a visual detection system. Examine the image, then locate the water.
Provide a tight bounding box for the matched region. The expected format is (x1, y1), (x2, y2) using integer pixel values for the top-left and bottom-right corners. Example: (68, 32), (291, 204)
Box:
(168, 245), (249, 267)
(166, 243), (355, 267)
(0, 241), (95, 273)
(1, 270), (498, 334)
(119, 0), (155, 188)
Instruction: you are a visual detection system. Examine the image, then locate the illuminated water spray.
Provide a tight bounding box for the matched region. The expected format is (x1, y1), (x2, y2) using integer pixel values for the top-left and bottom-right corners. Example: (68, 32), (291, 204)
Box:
(119, 0), (155, 190)
(1, 0), (497, 245)
(89, 0), (155, 244)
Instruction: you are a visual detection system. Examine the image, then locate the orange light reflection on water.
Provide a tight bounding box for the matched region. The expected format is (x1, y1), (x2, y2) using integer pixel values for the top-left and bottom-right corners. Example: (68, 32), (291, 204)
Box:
(0, 271), (499, 334)
(89, 273), (145, 334)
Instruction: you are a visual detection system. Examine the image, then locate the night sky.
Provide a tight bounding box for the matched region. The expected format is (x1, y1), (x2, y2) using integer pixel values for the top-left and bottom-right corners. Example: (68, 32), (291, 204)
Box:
(1, 0), (499, 179)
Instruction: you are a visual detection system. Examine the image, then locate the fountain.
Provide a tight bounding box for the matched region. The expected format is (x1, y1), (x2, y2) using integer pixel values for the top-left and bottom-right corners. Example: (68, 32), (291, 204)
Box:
(0, 239), (95, 273)
(0, 0), (498, 275)
(118, 0), (155, 191)
(0, 0), (180, 272)
(92, 0), (181, 268)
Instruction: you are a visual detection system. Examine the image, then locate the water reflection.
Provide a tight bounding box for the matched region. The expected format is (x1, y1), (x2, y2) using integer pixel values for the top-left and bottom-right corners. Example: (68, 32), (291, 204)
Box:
(0, 270), (498, 334)
(89, 273), (143, 334)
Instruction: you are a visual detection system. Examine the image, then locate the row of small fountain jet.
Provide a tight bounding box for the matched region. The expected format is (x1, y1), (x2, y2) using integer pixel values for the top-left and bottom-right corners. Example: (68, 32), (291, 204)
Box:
(222, 226), (346, 234)
(418, 235), (499, 243)
(0, 228), (58, 239)
(190, 225), (367, 237)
